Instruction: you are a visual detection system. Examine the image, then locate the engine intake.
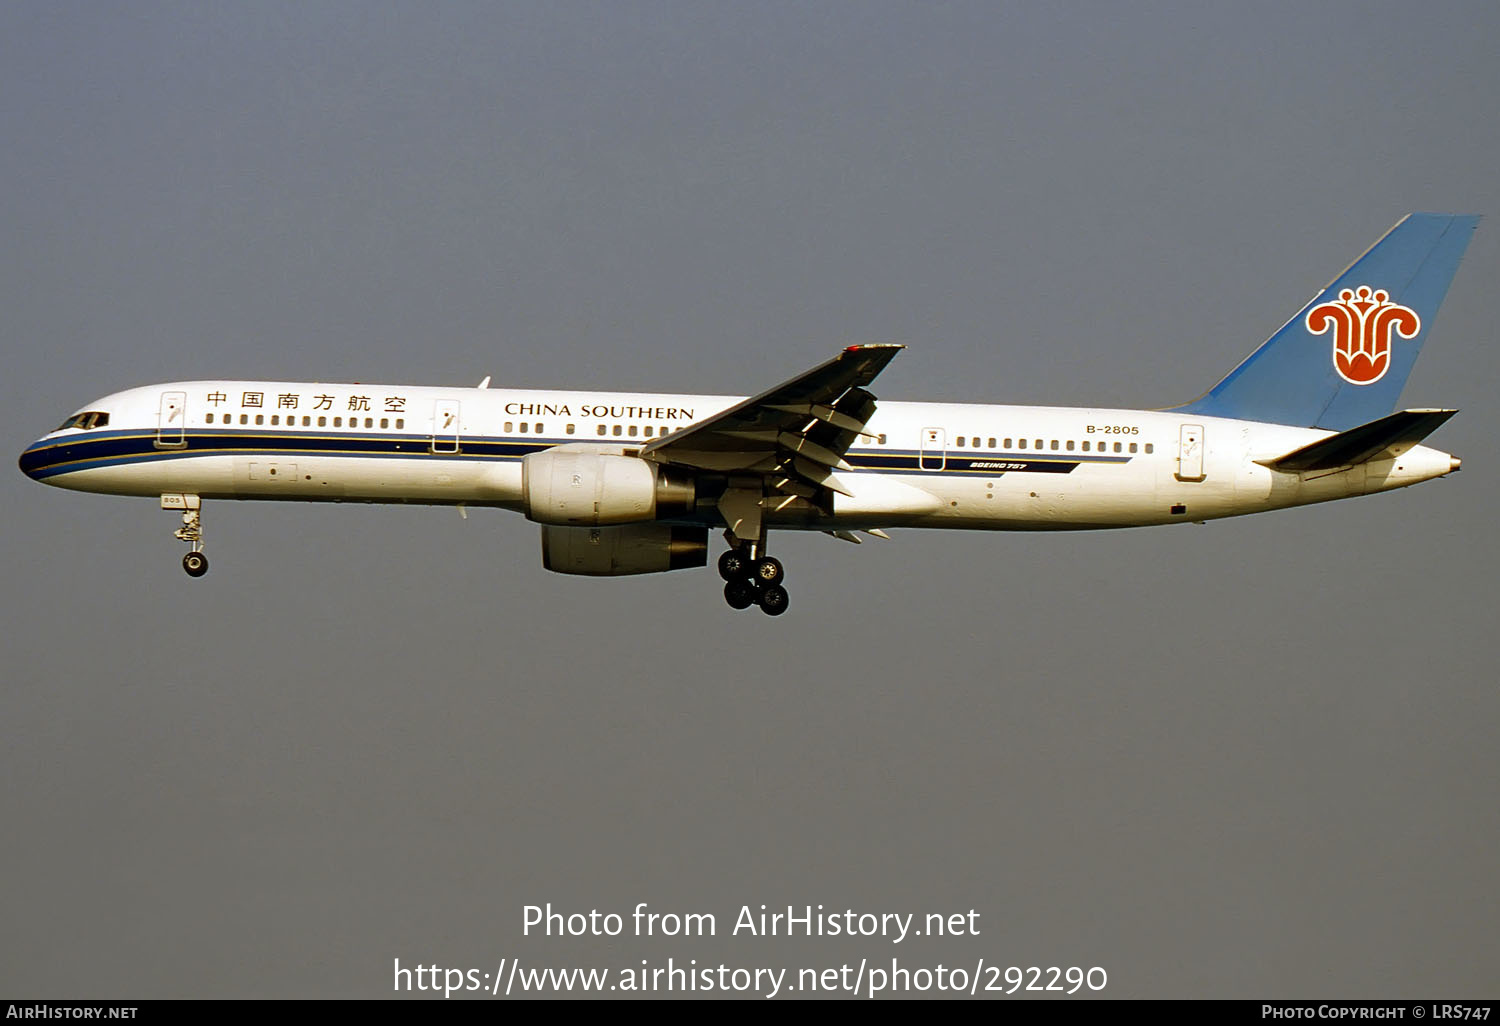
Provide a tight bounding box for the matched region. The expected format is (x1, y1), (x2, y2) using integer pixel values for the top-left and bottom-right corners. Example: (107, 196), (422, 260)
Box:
(522, 448), (695, 526)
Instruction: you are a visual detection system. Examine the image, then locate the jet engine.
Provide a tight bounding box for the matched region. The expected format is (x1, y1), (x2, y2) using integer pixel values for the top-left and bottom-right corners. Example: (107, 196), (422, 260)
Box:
(521, 448), (696, 527)
(540, 524), (708, 576)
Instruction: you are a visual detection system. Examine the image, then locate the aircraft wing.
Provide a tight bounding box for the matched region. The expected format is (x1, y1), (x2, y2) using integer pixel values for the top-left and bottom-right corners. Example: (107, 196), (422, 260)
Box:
(640, 343), (904, 500)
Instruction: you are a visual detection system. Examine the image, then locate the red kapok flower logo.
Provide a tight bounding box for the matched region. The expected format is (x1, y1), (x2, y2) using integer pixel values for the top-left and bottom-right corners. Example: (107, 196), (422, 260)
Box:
(1305, 285), (1421, 386)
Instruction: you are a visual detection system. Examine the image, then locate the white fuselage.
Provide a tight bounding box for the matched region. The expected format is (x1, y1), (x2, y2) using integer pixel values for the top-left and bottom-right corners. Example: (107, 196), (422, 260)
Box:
(20, 379), (1458, 532)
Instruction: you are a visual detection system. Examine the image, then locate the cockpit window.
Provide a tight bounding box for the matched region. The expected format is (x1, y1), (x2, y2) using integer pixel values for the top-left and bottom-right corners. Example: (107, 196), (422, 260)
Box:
(55, 411), (110, 432)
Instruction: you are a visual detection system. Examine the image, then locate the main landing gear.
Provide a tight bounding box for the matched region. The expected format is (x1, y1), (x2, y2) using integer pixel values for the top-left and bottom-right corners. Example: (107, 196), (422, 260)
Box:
(718, 540), (789, 616)
(162, 493), (209, 578)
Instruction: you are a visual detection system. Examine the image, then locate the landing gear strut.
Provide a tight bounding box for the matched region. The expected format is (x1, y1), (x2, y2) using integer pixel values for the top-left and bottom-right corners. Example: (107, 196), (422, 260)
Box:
(718, 534), (789, 616)
(163, 493), (209, 578)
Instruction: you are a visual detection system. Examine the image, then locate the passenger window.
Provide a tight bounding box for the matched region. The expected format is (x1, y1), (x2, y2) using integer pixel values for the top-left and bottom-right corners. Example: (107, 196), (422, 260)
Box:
(988, 438), (996, 448)
(1004, 438), (1012, 448)
(256, 414), (264, 425)
(303, 416), (311, 426)
(380, 418), (389, 429)
(878, 434), (886, 444)
(956, 436), (965, 447)
(1129, 442), (1137, 453)
(613, 425), (622, 436)
(395, 419), (404, 429)
(643, 425), (654, 437)
(1082, 440), (1090, 451)
(567, 424), (576, 435)
(1145, 443), (1154, 454)
(1050, 440), (1059, 450)
(597, 424), (607, 436)
(318, 416), (327, 427)
(271, 415), (280, 426)
(518, 422), (527, 433)
(206, 413), (215, 424)
(240, 414), (249, 425)
(1066, 440), (1075, 451)
(1034, 439), (1043, 449)
(971, 437), (979, 448)
(365, 417), (373, 428)
(1113, 442), (1122, 452)
(1018, 439), (1026, 449)
(629, 425), (638, 437)
(334, 417), (342, 427)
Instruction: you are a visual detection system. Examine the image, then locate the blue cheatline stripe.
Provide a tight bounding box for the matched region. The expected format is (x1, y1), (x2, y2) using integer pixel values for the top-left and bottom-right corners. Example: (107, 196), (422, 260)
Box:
(21, 430), (1133, 481)
(20, 429), (555, 480)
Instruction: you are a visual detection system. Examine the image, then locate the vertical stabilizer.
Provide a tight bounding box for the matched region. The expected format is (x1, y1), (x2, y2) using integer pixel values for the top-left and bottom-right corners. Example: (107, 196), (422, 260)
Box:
(1173, 214), (1477, 429)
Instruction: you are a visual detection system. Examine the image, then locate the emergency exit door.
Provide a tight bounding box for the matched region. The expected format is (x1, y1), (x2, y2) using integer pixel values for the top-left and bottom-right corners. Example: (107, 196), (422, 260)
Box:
(919, 427), (946, 471)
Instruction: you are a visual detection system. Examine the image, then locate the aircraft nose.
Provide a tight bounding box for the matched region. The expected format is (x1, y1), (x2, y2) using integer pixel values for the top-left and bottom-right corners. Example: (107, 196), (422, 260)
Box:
(18, 439), (53, 482)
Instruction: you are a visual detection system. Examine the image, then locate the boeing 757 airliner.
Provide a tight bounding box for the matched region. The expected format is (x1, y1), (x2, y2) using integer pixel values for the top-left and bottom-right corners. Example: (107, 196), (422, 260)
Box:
(19, 214), (1477, 615)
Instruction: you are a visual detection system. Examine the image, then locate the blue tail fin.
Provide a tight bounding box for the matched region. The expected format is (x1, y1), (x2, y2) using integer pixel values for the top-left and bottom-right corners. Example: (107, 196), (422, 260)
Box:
(1172, 213), (1478, 430)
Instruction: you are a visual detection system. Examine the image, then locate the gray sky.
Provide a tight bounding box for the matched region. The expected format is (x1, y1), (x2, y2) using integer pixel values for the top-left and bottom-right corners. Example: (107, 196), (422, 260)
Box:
(3, 1), (1496, 999)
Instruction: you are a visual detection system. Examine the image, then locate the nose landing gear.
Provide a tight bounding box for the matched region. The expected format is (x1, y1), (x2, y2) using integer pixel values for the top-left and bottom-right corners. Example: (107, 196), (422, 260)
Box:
(163, 493), (208, 578)
(717, 536), (788, 616)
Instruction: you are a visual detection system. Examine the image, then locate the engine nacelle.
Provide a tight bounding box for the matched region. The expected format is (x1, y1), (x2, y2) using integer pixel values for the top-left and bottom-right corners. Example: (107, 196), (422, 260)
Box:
(540, 524), (708, 576)
(522, 447), (695, 526)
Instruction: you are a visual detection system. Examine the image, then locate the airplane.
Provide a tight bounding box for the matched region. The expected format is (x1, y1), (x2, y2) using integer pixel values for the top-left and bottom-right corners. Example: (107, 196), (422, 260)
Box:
(19, 213), (1477, 616)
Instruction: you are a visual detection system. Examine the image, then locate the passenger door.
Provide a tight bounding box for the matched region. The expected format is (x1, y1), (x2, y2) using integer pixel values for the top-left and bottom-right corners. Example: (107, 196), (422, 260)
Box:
(432, 399), (461, 453)
(157, 391), (187, 448)
(1176, 424), (1205, 481)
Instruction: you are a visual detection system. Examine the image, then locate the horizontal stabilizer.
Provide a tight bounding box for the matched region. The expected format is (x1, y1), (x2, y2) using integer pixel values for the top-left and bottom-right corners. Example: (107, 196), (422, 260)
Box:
(1262, 409), (1457, 472)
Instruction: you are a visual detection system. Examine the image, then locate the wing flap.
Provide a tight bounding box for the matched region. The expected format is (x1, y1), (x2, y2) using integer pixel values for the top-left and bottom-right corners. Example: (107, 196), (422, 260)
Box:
(765, 402), (870, 434)
(641, 345), (902, 474)
(638, 344), (904, 534)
